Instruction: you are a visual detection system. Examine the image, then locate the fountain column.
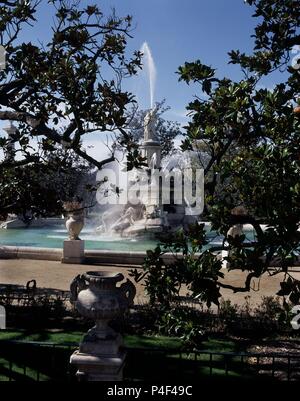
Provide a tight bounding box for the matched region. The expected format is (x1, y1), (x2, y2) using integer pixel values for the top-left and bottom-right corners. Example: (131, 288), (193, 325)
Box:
(141, 107), (161, 168)
(121, 107), (169, 236)
(141, 107), (161, 216)
(3, 121), (16, 162)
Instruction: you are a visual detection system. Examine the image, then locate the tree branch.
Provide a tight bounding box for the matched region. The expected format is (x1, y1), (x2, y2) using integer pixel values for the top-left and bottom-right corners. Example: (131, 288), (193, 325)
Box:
(74, 146), (115, 169)
(218, 271), (262, 293)
(0, 155), (37, 169)
(0, 110), (41, 127)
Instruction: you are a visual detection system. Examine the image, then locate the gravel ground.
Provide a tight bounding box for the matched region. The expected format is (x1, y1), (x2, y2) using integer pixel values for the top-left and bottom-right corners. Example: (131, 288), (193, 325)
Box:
(0, 259), (300, 308)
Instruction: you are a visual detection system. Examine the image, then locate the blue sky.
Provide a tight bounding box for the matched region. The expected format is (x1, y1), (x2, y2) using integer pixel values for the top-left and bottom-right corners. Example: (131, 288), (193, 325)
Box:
(99, 0), (285, 121)
(19, 0), (283, 122)
(2, 0), (290, 160)
(114, 0), (257, 119)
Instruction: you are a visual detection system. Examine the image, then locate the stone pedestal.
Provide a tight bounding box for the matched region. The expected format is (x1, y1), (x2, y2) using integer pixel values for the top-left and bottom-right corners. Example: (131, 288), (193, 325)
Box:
(70, 350), (126, 381)
(62, 240), (85, 264)
(141, 140), (161, 168)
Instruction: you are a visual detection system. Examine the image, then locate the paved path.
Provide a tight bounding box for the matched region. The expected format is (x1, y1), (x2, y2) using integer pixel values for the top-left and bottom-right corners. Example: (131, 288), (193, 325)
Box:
(0, 259), (299, 308)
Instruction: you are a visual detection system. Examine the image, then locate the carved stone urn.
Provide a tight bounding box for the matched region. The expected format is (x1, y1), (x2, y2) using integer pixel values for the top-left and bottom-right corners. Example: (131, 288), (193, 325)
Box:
(70, 271), (136, 381)
(227, 205), (248, 238)
(66, 210), (84, 240)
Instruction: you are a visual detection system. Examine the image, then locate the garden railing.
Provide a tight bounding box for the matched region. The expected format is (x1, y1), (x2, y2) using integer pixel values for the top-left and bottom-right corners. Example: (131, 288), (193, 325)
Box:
(0, 339), (299, 382)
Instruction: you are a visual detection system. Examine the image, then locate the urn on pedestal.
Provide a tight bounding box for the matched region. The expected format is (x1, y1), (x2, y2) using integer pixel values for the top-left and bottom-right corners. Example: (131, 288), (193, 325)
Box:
(62, 201), (85, 264)
(70, 271), (136, 381)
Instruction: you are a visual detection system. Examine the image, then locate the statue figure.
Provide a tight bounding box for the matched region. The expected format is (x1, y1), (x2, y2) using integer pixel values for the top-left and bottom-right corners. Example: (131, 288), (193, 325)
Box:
(110, 207), (136, 233)
(144, 105), (158, 142)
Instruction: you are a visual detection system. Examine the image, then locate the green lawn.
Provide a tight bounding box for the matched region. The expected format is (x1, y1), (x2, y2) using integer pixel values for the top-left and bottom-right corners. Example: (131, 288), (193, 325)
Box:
(0, 329), (184, 349)
(0, 329), (238, 351)
(0, 330), (264, 382)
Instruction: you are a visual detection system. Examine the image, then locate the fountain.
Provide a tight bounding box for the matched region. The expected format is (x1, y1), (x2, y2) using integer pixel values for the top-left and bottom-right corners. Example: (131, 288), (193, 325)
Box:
(140, 42), (156, 109)
(94, 43), (202, 239)
(98, 109), (201, 238)
(95, 108), (167, 238)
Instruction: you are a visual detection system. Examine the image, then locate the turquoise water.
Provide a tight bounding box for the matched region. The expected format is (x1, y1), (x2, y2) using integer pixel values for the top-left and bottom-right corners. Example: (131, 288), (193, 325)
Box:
(0, 226), (157, 251)
(0, 226), (254, 252)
